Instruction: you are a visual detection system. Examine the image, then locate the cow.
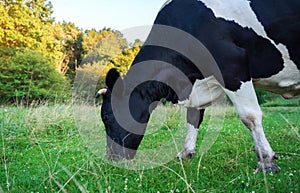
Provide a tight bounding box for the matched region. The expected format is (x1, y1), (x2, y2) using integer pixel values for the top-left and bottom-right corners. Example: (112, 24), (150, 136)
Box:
(95, 0), (300, 172)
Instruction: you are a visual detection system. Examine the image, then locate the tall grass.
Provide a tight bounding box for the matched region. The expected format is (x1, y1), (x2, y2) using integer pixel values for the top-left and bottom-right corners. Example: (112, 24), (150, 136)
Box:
(0, 104), (299, 192)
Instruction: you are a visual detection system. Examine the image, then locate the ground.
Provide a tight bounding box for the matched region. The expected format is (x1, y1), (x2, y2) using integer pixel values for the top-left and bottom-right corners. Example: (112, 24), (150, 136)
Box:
(0, 104), (299, 192)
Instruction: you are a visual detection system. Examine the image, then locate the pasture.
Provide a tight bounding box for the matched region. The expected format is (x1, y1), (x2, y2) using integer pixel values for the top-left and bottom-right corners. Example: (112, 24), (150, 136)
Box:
(0, 103), (299, 192)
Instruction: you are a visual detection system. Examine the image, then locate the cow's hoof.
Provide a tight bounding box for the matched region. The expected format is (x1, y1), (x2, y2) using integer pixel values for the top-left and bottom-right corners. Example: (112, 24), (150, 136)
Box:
(254, 162), (280, 174)
(177, 150), (195, 159)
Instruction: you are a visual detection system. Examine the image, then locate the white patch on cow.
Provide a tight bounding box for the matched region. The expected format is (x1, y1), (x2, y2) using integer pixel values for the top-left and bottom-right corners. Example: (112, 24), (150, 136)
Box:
(177, 123), (198, 159)
(224, 81), (261, 119)
(254, 44), (300, 98)
(160, 0), (173, 11)
(224, 81), (275, 164)
(178, 76), (224, 109)
(199, 0), (300, 98)
(199, 0), (268, 38)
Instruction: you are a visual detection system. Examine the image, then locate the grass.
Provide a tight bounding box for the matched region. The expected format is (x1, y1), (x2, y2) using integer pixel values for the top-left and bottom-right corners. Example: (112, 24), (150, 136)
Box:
(0, 103), (299, 192)
(261, 97), (300, 107)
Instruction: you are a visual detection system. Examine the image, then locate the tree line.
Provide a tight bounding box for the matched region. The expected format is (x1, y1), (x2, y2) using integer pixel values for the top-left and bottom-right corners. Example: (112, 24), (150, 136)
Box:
(0, 0), (296, 106)
(0, 0), (142, 104)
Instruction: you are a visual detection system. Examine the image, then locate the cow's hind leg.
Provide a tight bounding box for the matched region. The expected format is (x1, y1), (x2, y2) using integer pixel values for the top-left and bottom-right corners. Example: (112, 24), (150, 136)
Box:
(177, 108), (205, 159)
(225, 81), (279, 172)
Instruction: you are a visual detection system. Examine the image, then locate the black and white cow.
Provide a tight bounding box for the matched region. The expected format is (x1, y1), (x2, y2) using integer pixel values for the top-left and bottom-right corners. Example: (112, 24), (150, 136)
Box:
(96, 0), (300, 172)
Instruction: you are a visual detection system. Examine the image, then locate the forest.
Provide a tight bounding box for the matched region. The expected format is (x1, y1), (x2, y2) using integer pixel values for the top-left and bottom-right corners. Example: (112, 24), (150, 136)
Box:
(0, 0), (142, 104)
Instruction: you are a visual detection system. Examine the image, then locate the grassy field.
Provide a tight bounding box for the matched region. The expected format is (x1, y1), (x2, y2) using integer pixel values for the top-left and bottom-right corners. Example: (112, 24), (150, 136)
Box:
(0, 103), (299, 192)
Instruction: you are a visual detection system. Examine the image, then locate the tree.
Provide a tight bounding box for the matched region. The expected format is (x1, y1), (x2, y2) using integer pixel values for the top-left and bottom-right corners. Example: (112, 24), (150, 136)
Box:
(0, 0), (66, 73)
(24, 0), (54, 24)
(108, 39), (142, 75)
(0, 0), (54, 49)
(52, 22), (84, 75)
(82, 28), (113, 52)
(81, 29), (127, 65)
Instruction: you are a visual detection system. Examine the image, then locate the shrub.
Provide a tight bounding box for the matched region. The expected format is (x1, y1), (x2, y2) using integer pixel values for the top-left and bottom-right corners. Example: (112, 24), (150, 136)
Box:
(0, 48), (70, 104)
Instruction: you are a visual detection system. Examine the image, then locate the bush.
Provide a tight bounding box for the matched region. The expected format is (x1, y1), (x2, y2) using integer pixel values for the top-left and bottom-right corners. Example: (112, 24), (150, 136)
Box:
(0, 48), (70, 104)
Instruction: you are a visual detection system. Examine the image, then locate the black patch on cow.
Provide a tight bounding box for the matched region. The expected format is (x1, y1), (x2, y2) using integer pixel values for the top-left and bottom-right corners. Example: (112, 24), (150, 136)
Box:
(132, 45), (204, 85)
(152, 0), (285, 90)
(250, 0), (300, 70)
(234, 27), (284, 79)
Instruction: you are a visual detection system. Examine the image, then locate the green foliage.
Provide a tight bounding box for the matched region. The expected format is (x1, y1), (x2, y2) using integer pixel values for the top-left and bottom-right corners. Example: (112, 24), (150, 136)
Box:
(81, 29), (128, 65)
(0, 0), (57, 53)
(82, 28), (119, 52)
(79, 30), (141, 86)
(0, 0), (87, 77)
(109, 41), (141, 75)
(0, 1), (142, 102)
(0, 48), (70, 103)
(52, 22), (84, 75)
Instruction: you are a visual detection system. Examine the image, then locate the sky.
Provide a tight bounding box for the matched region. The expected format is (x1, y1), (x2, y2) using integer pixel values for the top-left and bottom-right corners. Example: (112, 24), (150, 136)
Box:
(51, 0), (167, 31)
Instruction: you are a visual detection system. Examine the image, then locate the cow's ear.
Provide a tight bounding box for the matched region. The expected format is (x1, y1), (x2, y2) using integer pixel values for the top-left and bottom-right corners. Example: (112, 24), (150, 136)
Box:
(106, 68), (123, 92)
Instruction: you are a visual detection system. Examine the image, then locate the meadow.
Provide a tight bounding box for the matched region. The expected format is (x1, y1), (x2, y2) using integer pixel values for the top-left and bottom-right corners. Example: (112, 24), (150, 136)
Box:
(0, 103), (299, 192)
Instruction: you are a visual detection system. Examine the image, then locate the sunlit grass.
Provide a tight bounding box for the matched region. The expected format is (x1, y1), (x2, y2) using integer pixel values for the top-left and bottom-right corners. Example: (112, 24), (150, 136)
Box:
(0, 104), (299, 192)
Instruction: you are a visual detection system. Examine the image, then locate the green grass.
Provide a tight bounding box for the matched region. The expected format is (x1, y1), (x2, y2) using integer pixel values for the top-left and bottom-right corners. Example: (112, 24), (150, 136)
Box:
(261, 97), (300, 107)
(0, 104), (299, 192)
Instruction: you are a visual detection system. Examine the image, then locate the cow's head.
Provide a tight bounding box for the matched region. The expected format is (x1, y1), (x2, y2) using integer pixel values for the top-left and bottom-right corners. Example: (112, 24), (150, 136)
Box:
(96, 69), (145, 160)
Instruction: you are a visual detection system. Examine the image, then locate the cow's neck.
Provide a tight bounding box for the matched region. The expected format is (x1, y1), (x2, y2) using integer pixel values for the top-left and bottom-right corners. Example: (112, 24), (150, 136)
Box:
(128, 81), (178, 123)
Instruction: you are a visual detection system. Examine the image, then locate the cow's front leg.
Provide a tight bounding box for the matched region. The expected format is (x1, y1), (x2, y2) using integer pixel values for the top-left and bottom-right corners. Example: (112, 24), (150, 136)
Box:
(225, 80), (279, 172)
(177, 108), (205, 159)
